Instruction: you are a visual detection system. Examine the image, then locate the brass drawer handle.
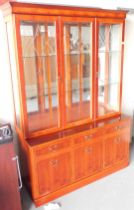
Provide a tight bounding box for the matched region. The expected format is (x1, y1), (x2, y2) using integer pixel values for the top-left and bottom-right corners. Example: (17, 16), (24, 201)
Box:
(115, 137), (121, 143)
(50, 159), (59, 166)
(85, 147), (92, 153)
(84, 135), (93, 140)
(48, 145), (58, 152)
(115, 126), (122, 130)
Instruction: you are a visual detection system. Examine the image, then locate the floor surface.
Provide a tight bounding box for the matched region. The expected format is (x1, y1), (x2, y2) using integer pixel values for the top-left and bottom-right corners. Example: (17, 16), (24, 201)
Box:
(22, 140), (134, 210)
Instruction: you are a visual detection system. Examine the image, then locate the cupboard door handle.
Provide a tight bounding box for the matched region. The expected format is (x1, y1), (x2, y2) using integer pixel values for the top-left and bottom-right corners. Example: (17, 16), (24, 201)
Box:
(115, 126), (122, 130)
(85, 135), (93, 140)
(12, 156), (22, 190)
(85, 147), (92, 153)
(50, 159), (59, 166)
(115, 137), (121, 144)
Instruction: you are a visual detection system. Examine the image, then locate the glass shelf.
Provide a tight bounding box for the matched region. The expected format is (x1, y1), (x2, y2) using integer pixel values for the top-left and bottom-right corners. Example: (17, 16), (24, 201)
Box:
(99, 50), (121, 53)
(64, 51), (91, 55)
(22, 54), (56, 58)
(98, 23), (122, 116)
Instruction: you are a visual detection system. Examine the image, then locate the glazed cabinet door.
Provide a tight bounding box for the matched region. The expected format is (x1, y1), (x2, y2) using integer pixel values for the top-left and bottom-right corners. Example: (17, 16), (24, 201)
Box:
(104, 132), (129, 168)
(36, 153), (72, 196)
(15, 15), (60, 135)
(96, 19), (125, 118)
(61, 17), (95, 125)
(74, 141), (103, 180)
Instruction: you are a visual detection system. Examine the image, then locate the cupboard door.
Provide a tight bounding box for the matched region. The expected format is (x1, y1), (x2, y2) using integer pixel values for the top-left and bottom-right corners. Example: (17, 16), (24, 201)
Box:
(18, 16), (60, 133)
(36, 153), (72, 196)
(104, 132), (129, 168)
(104, 136), (115, 167)
(74, 141), (103, 180)
(114, 132), (129, 161)
(97, 20), (124, 117)
(62, 18), (94, 124)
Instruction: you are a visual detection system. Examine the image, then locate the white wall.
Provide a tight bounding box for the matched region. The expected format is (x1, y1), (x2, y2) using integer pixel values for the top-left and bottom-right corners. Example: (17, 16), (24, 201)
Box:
(0, 1), (134, 210)
(12, 0), (134, 9)
(122, 14), (134, 135)
(0, 11), (14, 125)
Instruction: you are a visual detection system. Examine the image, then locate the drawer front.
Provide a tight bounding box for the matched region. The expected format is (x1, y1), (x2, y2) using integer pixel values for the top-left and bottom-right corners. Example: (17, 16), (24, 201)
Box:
(104, 120), (129, 134)
(73, 128), (103, 144)
(73, 119), (130, 145)
(35, 140), (71, 157)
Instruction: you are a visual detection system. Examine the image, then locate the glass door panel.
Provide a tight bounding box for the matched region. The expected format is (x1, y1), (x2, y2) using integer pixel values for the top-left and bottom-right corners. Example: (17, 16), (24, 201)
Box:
(64, 22), (92, 123)
(20, 20), (59, 132)
(98, 23), (122, 116)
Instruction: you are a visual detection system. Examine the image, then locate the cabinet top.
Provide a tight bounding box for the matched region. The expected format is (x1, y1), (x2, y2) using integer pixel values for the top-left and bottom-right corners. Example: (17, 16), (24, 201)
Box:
(27, 115), (131, 146)
(0, 0), (127, 18)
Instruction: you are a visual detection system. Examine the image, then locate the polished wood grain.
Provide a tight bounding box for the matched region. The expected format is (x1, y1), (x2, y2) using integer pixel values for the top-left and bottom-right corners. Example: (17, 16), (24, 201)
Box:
(9, 11), (126, 138)
(25, 116), (131, 206)
(27, 116), (131, 206)
(36, 153), (72, 196)
(10, 2), (126, 19)
(35, 159), (129, 206)
(0, 2), (126, 24)
(0, 143), (22, 210)
(74, 141), (103, 180)
(65, 24), (72, 107)
(1, 3), (131, 207)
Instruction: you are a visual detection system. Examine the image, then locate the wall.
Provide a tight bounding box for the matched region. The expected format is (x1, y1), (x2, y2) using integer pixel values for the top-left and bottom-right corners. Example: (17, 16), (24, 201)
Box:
(0, 1), (134, 209)
(0, 11), (14, 125)
(122, 13), (134, 136)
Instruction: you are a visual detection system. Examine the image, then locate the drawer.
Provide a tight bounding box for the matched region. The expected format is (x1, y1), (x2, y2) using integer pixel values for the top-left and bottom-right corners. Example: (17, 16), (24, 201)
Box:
(104, 120), (129, 134)
(73, 128), (103, 144)
(35, 139), (71, 157)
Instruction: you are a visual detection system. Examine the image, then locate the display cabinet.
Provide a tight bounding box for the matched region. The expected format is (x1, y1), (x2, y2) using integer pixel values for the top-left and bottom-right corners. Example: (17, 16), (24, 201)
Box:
(0, 1), (132, 207)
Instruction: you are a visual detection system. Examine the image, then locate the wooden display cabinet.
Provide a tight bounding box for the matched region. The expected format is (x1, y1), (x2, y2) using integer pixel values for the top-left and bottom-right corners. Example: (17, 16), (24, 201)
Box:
(0, 1), (132, 207)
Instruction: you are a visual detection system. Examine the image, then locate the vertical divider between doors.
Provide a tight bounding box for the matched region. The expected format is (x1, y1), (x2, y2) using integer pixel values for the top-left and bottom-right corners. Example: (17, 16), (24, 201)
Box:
(65, 25), (72, 108)
(79, 25), (83, 110)
(56, 17), (66, 127)
(104, 25), (110, 108)
(44, 24), (53, 118)
(93, 18), (98, 119)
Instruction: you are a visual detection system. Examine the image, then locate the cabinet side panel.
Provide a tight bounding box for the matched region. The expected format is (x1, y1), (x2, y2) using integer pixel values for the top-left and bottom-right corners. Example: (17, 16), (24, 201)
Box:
(17, 131), (38, 199)
(6, 15), (22, 131)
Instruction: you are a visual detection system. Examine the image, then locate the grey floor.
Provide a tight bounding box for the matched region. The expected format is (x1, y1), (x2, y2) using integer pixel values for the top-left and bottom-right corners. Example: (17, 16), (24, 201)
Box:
(22, 140), (134, 210)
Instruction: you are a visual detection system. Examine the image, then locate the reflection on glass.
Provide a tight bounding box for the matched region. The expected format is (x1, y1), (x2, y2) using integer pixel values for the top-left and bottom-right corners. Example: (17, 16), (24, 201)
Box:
(98, 24), (122, 116)
(64, 23), (92, 123)
(20, 24), (38, 113)
(20, 21), (59, 132)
